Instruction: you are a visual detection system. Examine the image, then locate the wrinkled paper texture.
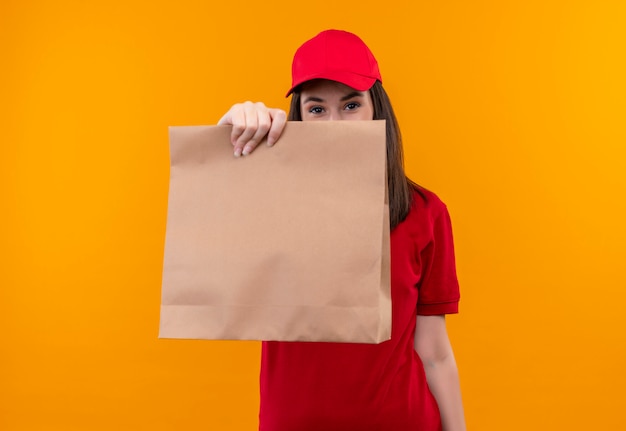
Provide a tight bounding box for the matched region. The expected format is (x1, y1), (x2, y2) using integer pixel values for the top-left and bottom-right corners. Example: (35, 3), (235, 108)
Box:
(160, 120), (390, 343)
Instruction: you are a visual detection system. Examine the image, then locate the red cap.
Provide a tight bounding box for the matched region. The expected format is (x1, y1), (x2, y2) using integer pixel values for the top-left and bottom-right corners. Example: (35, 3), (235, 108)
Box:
(286, 29), (382, 97)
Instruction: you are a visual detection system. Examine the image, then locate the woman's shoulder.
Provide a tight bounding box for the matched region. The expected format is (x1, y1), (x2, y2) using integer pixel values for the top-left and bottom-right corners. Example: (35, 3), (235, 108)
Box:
(410, 185), (449, 217)
(396, 185), (456, 246)
(394, 185), (454, 245)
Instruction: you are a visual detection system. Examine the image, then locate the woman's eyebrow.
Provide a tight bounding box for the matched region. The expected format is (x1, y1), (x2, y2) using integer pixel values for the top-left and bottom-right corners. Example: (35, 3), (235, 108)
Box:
(340, 91), (364, 101)
(302, 96), (324, 104)
(302, 92), (365, 104)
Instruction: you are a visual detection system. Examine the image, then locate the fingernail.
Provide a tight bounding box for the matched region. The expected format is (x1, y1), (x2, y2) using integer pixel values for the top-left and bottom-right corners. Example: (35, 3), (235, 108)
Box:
(242, 145), (251, 156)
(234, 147), (242, 157)
(267, 138), (275, 147)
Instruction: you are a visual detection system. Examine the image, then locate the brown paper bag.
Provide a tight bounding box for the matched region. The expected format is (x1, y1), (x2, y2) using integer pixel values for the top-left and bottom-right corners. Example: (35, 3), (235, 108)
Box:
(159, 120), (390, 343)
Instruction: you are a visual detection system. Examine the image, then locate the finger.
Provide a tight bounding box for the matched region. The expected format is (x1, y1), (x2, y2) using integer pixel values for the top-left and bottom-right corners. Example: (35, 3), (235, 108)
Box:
(217, 108), (233, 126)
(242, 108), (272, 156)
(266, 109), (287, 147)
(218, 103), (246, 151)
(232, 102), (262, 156)
(227, 102), (257, 156)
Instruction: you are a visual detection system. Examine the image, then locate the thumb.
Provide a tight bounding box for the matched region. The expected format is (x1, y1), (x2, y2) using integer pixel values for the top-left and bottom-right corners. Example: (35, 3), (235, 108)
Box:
(217, 111), (232, 126)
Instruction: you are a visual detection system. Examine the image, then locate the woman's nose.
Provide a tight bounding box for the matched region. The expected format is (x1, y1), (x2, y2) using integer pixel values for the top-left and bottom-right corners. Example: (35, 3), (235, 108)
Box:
(328, 110), (342, 121)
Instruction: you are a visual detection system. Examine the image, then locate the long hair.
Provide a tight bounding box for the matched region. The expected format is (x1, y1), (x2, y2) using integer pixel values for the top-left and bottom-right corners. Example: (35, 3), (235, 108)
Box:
(288, 81), (422, 229)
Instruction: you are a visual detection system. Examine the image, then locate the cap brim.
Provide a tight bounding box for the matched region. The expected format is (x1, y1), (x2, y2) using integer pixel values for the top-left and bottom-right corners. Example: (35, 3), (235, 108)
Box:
(286, 72), (378, 97)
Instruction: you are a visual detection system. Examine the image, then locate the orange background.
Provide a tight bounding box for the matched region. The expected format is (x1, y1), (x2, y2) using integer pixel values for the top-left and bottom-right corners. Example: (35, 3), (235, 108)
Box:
(2, 1), (625, 430)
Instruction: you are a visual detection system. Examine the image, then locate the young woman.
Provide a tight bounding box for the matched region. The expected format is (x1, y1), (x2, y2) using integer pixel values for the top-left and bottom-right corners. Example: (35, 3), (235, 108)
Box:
(219, 29), (466, 431)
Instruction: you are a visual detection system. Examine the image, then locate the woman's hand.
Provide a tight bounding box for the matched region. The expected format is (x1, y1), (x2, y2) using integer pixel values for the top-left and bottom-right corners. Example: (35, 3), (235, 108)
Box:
(218, 101), (287, 157)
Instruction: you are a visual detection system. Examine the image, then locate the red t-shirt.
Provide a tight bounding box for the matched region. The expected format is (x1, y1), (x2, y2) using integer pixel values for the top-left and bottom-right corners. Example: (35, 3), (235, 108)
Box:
(259, 188), (460, 431)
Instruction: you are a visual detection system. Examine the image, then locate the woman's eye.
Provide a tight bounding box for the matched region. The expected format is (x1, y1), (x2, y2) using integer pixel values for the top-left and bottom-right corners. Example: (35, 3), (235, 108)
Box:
(345, 102), (360, 110)
(308, 106), (324, 114)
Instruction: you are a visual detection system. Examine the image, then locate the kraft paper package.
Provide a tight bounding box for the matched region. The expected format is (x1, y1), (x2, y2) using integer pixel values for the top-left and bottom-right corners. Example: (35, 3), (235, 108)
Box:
(159, 120), (390, 343)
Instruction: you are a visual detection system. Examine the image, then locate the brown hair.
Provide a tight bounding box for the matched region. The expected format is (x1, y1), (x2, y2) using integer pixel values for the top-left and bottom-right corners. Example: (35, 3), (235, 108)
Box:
(288, 81), (423, 229)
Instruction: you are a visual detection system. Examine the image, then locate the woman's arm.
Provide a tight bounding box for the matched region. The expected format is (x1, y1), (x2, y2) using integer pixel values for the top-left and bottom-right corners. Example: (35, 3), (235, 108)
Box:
(414, 314), (466, 431)
(218, 101), (287, 157)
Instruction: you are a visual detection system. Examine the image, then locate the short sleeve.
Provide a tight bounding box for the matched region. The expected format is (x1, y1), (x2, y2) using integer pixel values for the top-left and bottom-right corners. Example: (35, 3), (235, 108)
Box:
(415, 202), (460, 315)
